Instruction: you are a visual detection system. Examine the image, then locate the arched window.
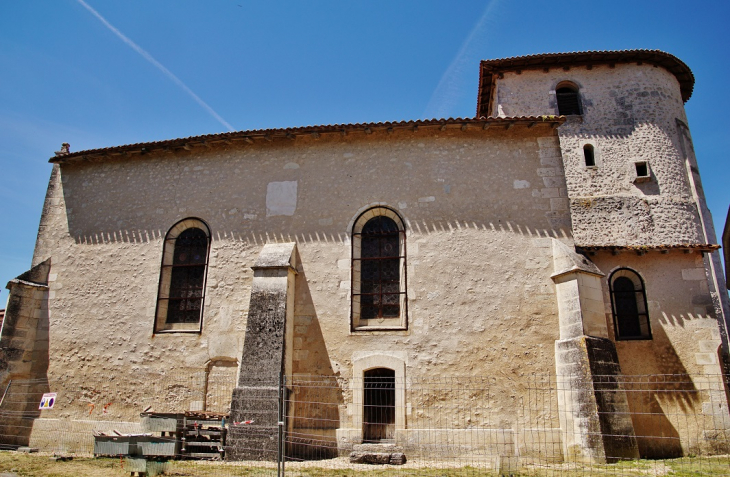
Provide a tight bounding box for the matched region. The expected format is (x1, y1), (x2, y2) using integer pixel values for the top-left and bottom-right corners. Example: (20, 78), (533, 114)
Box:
(609, 268), (651, 340)
(351, 207), (407, 330)
(556, 83), (582, 116)
(155, 218), (211, 333)
(583, 144), (596, 167)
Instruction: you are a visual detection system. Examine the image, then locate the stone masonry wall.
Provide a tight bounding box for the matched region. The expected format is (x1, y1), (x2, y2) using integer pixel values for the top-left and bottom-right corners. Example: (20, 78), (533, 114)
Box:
(493, 63), (704, 246)
(589, 250), (729, 457)
(29, 127), (566, 430)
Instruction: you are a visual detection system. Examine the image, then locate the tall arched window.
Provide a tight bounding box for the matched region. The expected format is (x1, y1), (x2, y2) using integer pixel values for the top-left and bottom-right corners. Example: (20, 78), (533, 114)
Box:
(351, 207), (407, 330)
(609, 268), (651, 340)
(155, 218), (211, 333)
(556, 83), (582, 116)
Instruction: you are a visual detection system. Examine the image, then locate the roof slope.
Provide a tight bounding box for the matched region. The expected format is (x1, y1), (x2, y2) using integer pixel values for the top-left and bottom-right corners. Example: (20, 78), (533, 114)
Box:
(50, 116), (565, 163)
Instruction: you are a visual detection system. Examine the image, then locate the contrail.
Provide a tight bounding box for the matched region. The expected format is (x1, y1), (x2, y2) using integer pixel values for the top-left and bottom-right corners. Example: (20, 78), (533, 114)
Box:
(423, 0), (503, 119)
(77, 0), (235, 132)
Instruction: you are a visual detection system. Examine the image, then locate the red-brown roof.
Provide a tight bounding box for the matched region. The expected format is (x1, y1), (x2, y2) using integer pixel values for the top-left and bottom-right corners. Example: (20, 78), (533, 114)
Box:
(49, 116), (565, 164)
(476, 50), (695, 118)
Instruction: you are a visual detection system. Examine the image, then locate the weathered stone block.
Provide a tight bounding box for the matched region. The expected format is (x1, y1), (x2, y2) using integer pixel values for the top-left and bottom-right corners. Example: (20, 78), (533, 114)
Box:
(349, 451), (406, 465)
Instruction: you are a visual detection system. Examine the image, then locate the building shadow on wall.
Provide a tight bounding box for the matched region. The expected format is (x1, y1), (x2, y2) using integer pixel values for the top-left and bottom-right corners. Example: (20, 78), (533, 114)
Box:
(66, 217), (574, 250)
(618, 312), (713, 458)
(287, 250), (342, 460)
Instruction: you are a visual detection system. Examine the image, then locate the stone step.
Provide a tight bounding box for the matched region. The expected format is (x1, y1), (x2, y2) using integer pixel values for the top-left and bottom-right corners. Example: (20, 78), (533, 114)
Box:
(352, 443), (403, 453)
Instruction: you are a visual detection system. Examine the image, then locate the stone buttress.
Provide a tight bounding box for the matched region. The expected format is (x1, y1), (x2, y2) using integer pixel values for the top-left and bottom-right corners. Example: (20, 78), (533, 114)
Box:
(0, 260), (51, 448)
(551, 239), (640, 462)
(225, 243), (297, 461)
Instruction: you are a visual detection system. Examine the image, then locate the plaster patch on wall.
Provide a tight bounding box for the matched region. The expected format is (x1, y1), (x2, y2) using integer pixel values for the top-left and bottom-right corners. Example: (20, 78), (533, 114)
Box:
(682, 268), (706, 281)
(266, 181), (298, 217)
(514, 180), (531, 189)
(284, 162), (300, 169)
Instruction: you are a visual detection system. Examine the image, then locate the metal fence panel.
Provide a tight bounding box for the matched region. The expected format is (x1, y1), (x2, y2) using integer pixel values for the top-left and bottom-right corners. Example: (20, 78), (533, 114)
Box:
(0, 373), (728, 476)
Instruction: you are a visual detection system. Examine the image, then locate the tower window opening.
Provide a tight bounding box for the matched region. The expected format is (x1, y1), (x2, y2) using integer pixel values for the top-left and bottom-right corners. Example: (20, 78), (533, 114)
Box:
(556, 85), (582, 115)
(584, 144), (596, 167)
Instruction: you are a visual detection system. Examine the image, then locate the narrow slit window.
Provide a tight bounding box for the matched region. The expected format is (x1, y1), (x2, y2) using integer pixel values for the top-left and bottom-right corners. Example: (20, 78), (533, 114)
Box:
(584, 144), (596, 167)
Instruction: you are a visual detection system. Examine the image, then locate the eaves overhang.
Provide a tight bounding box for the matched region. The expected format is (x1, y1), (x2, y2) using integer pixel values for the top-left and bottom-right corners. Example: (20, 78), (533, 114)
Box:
(49, 116), (566, 164)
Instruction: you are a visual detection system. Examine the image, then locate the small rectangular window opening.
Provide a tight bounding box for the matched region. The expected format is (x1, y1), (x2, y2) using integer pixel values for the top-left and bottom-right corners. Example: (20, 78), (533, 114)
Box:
(633, 161), (651, 184)
(583, 145), (595, 167)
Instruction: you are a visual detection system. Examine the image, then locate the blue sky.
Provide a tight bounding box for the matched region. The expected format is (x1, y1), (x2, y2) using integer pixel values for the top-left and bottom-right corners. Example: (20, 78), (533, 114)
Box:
(1, 1), (729, 306)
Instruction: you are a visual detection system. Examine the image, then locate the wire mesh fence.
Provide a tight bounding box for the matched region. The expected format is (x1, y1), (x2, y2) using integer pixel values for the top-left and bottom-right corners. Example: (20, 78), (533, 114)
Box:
(0, 373), (729, 475)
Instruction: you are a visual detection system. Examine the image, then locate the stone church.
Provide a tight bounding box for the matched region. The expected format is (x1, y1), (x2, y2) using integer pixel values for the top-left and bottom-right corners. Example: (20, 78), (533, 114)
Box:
(2, 49), (729, 462)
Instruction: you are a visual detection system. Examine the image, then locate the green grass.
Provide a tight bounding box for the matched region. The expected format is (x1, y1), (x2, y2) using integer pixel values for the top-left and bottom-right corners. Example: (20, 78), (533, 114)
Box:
(0, 451), (728, 476)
